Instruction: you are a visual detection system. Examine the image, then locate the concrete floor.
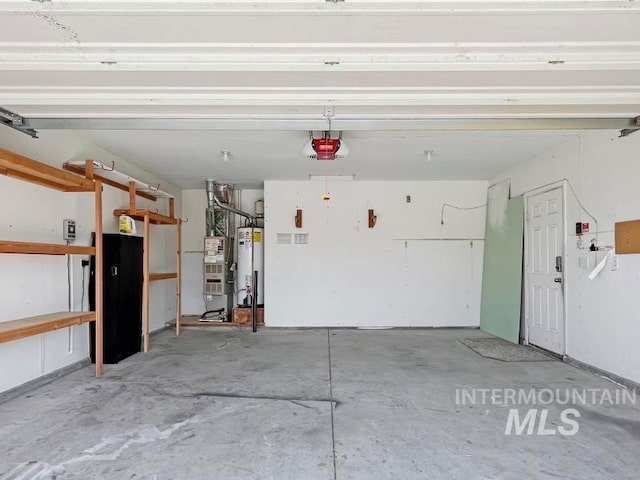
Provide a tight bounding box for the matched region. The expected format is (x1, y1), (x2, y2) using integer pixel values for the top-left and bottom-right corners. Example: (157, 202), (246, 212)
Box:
(0, 328), (639, 480)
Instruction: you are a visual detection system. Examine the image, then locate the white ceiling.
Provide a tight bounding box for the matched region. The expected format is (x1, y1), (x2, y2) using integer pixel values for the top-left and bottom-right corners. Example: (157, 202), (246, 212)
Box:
(0, 1), (639, 120)
(0, 1), (638, 186)
(76, 129), (576, 188)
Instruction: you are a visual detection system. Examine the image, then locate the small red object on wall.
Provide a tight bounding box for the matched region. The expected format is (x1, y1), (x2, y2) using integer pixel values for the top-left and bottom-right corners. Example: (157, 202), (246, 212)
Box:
(368, 209), (377, 228)
(295, 209), (303, 228)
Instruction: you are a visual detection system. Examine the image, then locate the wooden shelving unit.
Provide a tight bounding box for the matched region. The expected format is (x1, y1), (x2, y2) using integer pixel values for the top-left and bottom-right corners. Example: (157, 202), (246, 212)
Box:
(113, 183), (182, 351)
(0, 150), (104, 376)
(65, 159), (182, 352)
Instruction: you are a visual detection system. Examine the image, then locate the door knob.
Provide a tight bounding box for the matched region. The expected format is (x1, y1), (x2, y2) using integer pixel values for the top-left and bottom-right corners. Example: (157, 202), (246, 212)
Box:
(554, 277), (562, 283)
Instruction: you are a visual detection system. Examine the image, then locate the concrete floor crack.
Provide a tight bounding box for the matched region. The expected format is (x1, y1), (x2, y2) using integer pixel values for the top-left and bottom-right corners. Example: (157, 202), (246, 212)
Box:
(328, 328), (337, 480)
(123, 381), (340, 407)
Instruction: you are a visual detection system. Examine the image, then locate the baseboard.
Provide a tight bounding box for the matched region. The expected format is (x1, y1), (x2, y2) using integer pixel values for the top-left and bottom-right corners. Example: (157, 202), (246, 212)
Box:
(0, 358), (91, 405)
(565, 356), (640, 393)
(265, 325), (482, 329)
(150, 324), (171, 337)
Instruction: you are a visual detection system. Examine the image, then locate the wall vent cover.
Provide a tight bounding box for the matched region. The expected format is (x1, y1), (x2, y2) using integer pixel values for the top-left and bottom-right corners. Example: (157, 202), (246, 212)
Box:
(277, 233), (292, 245)
(294, 233), (309, 245)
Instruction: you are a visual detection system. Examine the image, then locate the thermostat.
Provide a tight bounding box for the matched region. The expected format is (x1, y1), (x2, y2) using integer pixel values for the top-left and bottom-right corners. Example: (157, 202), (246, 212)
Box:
(63, 219), (77, 242)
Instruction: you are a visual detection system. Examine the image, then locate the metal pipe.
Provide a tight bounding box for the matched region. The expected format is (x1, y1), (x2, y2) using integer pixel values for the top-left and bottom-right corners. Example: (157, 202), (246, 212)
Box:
(251, 223), (255, 309)
(206, 178), (255, 223)
(252, 270), (259, 333)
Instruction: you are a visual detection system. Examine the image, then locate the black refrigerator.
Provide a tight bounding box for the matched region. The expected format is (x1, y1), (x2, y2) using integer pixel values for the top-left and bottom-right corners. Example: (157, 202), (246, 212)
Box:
(89, 233), (143, 364)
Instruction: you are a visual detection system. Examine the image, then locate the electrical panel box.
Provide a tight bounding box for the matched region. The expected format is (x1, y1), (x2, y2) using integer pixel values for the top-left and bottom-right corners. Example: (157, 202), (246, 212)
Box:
(63, 219), (76, 242)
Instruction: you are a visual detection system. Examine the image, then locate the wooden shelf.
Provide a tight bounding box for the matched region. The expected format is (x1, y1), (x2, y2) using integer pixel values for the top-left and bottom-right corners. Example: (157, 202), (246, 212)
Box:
(169, 316), (264, 329)
(0, 148), (94, 193)
(0, 148), (104, 376)
(0, 312), (96, 344)
(0, 240), (95, 256)
(64, 162), (158, 201)
(113, 209), (177, 225)
(149, 272), (177, 281)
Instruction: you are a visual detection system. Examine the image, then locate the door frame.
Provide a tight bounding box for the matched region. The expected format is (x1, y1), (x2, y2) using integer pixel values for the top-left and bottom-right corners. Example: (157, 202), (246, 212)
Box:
(523, 180), (568, 356)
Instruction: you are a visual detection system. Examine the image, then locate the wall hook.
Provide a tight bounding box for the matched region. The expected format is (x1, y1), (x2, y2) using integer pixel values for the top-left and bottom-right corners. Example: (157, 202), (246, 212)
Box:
(295, 209), (303, 228)
(97, 160), (115, 172)
(368, 209), (377, 228)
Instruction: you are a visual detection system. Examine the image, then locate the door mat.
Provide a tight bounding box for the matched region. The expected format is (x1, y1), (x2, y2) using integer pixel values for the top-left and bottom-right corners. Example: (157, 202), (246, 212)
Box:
(459, 337), (557, 362)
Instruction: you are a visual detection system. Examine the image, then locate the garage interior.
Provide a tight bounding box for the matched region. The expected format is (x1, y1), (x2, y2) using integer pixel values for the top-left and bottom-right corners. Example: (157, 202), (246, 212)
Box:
(1, 1), (639, 479)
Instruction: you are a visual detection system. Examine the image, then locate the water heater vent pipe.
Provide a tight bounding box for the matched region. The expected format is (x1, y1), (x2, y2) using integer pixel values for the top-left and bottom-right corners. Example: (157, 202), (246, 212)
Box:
(206, 178), (255, 227)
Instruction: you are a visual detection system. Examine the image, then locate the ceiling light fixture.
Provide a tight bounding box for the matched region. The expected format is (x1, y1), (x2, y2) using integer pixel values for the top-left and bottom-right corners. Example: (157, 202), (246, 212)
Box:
(221, 150), (231, 162)
(424, 150), (434, 162)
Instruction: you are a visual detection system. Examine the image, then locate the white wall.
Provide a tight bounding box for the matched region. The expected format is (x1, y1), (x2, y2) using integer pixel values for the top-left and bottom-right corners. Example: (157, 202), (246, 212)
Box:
(0, 129), (181, 393)
(493, 130), (640, 384)
(264, 180), (487, 327)
(181, 188), (263, 315)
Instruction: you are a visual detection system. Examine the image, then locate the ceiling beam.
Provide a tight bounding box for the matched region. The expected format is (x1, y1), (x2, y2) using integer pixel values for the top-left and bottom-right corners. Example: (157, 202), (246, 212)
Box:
(1, 53), (638, 72)
(1, 42), (639, 73)
(23, 117), (636, 131)
(0, 1), (638, 14)
(4, 91), (640, 105)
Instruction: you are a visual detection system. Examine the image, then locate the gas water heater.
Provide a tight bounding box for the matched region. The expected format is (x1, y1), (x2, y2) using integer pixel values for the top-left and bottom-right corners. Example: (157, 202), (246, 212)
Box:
(236, 227), (264, 306)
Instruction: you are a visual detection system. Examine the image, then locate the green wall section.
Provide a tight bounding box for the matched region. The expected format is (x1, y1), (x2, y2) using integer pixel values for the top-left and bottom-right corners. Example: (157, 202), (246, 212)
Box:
(480, 195), (524, 343)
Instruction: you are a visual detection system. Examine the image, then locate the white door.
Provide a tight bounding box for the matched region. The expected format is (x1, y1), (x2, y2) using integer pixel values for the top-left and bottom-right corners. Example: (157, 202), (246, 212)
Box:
(526, 187), (565, 354)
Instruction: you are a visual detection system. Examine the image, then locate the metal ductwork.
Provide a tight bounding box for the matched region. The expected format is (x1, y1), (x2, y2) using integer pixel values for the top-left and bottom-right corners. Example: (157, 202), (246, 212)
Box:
(206, 179), (255, 234)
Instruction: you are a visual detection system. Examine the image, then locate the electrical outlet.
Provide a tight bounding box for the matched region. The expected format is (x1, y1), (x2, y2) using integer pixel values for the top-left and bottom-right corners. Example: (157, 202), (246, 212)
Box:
(610, 255), (618, 271)
(578, 256), (590, 269)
